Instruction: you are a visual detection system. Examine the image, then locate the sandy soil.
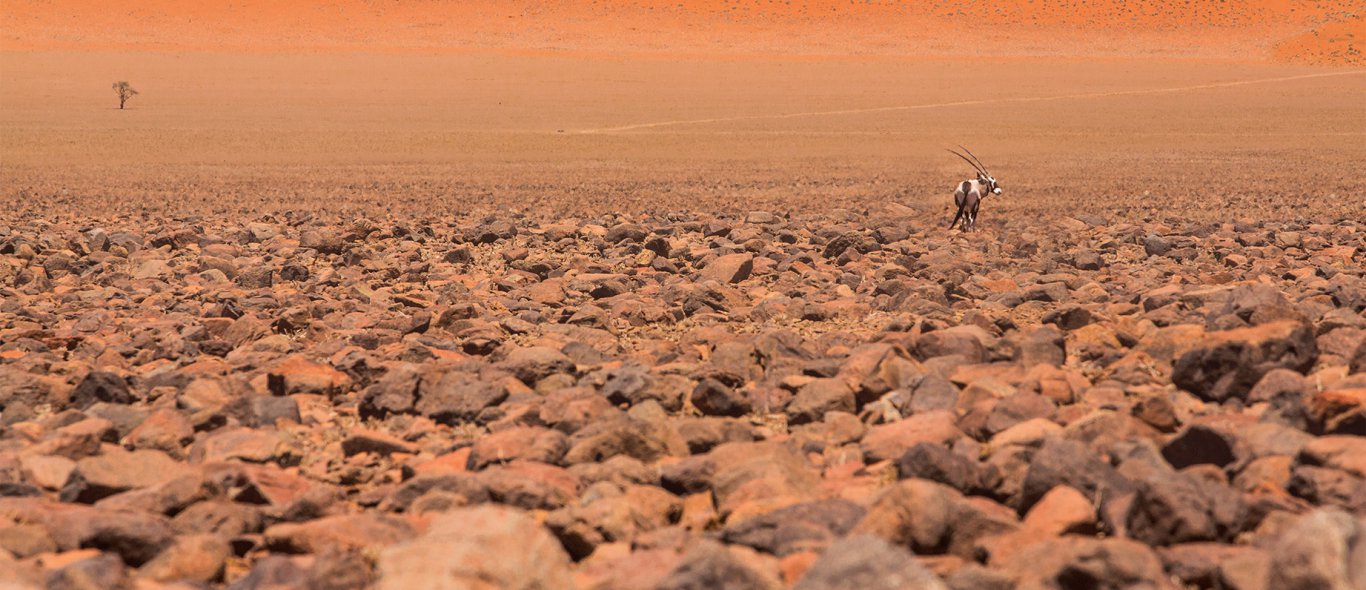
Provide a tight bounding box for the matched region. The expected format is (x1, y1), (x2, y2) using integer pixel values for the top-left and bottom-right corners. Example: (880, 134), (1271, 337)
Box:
(2, 52), (1363, 223)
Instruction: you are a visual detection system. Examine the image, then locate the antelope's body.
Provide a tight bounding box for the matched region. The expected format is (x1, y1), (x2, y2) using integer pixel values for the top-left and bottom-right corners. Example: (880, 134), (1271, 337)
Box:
(946, 147), (1002, 232)
(950, 179), (989, 231)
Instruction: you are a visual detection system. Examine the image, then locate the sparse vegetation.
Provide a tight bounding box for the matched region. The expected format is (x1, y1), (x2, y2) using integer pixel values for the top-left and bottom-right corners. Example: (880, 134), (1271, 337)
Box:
(112, 80), (138, 109)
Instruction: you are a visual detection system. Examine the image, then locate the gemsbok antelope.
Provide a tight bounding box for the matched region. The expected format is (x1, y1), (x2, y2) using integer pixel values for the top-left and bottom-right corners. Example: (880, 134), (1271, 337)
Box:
(947, 146), (1002, 232)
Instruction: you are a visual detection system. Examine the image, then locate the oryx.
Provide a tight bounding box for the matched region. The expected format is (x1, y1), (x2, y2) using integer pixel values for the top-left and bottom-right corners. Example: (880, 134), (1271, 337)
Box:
(947, 146), (1002, 232)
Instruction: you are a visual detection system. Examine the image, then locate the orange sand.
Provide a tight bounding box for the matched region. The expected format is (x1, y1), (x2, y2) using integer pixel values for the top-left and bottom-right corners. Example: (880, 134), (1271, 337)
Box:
(1, 1), (1361, 64)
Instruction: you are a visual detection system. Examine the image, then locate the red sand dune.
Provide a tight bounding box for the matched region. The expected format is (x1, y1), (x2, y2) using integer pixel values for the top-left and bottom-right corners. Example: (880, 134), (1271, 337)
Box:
(1, 0), (1361, 63)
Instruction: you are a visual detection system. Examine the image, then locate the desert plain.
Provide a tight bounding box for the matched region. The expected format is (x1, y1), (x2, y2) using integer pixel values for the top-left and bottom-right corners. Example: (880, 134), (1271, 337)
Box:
(1, 1), (1365, 589)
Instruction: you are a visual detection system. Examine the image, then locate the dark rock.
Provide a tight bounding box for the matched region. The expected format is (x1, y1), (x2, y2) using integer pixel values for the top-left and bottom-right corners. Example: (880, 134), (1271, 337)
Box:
(676, 417), (755, 454)
(984, 393), (1055, 436)
(76, 510), (174, 566)
(654, 541), (780, 590)
(46, 553), (127, 590)
(1172, 321), (1317, 402)
(1144, 235), (1171, 257)
(606, 223), (649, 243)
(443, 247), (473, 264)
(785, 379), (854, 425)
(720, 499), (865, 557)
(564, 416), (682, 465)
(1125, 472), (1247, 545)
(792, 534), (948, 590)
(1020, 438), (1134, 512)
(1071, 251), (1103, 271)
(415, 371), (508, 423)
(915, 327), (987, 364)
(360, 365), (422, 418)
(690, 378), (752, 418)
(1161, 425), (1237, 469)
(299, 229), (344, 254)
(897, 442), (988, 495)
(70, 371), (134, 409)
(1000, 537), (1170, 590)
(498, 346), (576, 384)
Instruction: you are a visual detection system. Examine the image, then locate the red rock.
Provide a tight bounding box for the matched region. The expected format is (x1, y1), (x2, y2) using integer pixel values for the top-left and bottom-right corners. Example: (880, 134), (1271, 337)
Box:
(853, 479), (1016, 560)
(564, 415), (686, 465)
(780, 551), (820, 587)
(412, 448), (473, 476)
(341, 428), (416, 457)
(1158, 543), (1266, 589)
(0, 523), (56, 558)
(265, 514), (416, 554)
(61, 448), (189, 503)
(138, 534), (230, 583)
(710, 441), (820, 523)
(860, 411), (963, 463)
(231, 463), (316, 510)
(46, 553), (129, 590)
(478, 460), (580, 510)
(576, 547), (685, 590)
(998, 537), (1172, 589)
(29, 418), (116, 459)
(915, 326), (988, 363)
(467, 426), (569, 469)
(497, 346), (576, 384)
(0, 499), (174, 566)
(266, 356), (351, 396)
(988, 418), (1062, 449)
(189, 427), (301, 466)
(123, 408), (194, 458)
(546, 483), (681, 558)
(700, 253), (755, 284)
(378, 505), (574, 590)
(415, 370), (510, 422)
(786, 379), (855, 425)
(170, 500), (263, 536)
(1309, 388), (1366, 435)
(1298, 436), (1366, 478)
(19, 453), (76, 490)
(719, 499), (865, 557)
(1023, 485), (1094, 536)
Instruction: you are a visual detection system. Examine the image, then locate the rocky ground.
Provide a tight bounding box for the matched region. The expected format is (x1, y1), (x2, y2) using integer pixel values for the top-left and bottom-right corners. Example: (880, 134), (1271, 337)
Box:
(0, 205), (1363, 589)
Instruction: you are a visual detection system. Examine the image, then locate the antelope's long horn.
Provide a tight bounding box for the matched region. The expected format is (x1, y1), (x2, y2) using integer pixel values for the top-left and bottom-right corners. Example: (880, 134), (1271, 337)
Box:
(958, 145), (990, 175)
(946, 149), (986, 176)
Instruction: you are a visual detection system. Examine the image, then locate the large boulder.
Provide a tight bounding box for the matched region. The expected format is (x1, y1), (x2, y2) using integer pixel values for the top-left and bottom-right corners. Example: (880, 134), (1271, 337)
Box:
(1172, 321), (1316, 402)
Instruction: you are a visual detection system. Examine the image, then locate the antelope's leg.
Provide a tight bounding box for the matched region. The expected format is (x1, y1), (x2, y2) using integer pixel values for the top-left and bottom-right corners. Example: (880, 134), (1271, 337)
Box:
(950, 189), (971, 230)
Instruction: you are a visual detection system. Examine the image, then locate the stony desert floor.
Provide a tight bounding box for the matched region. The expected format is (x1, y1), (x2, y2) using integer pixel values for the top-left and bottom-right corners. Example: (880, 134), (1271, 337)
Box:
(2, 34), (1366, 590)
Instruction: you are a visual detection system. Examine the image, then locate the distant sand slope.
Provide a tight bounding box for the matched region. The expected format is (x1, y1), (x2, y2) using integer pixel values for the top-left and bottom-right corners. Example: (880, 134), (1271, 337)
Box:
(1, 0), (1360, 63)
(1275, 15), (1365, 65)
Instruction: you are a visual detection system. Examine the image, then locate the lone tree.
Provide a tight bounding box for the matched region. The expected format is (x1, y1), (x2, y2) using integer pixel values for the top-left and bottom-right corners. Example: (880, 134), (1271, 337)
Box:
(112, 81), (138, 110)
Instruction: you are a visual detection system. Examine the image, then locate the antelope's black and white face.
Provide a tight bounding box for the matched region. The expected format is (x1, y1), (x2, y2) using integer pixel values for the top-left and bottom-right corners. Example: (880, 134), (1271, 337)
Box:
(979, 173), (1001, 196)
